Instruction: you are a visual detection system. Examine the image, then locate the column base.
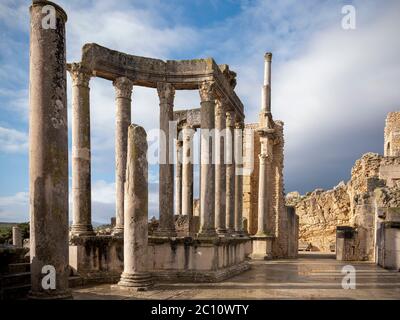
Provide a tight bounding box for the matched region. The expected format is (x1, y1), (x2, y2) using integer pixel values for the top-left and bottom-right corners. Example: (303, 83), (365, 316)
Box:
(117, 272), (153, 291)
(198, 229), (217, 238)
(217, 228), (227, 236)
(70, 224), (95, 236)
(250, 235), (274, 260)
(28, 289), (73, 300)
(153, 228), (177, 237)
(112, 226), (124, 236)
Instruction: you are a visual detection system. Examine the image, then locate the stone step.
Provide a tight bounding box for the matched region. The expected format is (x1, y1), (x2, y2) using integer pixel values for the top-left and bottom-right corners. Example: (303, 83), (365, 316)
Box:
(0, 272), (31, 287)
(1, 284), (31, 300)
(8, 262), (30, 274)
(69, 275), (84, 288)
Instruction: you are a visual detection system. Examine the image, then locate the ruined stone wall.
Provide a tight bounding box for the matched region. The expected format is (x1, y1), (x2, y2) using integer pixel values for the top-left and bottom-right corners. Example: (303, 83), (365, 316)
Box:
(384, 112), (400, 156)
(288, 153), (384, 252)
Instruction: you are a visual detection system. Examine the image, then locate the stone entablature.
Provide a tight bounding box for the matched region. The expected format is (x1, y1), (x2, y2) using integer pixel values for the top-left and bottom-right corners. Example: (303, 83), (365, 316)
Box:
(80, 43), (244, 118)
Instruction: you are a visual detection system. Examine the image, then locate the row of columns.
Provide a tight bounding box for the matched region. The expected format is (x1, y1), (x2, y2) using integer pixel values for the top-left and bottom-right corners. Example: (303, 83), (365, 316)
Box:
(173, 83), (245, 237)
(68, 66), (246, 238)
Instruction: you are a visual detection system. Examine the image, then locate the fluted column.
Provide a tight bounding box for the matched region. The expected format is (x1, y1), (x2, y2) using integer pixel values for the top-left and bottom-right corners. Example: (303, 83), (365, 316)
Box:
(225, 111), (236, 234)
(29, 0), (71, 299)
(68, 63), (94, 236)
(113, 77), (133, 236)
(155, 82), (176, 237)
(234, 120), (244, 235)
(215, 99), (227, 234)
(182, 125), (195, 235)
(175, 140), (183, 215)
(198, 81), (216, 237)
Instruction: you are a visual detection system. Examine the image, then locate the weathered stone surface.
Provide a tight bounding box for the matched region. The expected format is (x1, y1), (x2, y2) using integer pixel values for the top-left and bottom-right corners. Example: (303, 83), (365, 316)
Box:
(29, 0), (71, 299)
(113, 77), (133, 235)
(118, 124), (152, 290)
(68, 62), (95, 236)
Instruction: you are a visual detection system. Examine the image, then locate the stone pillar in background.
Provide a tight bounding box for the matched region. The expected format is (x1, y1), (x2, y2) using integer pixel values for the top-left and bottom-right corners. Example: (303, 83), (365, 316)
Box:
(234, 120), (244, 235)
(182, 125), (195, 235)
(198, 81), (216, 237)
(12, 226), (22, 248)
(112, 77), (133, 236)
(118, 124), (152, 290)
(257, 153), (269, 235)
(68, 63), (95, 236)
(215, 99), (227, 234)
(175, 140), (183, 215)
(29, 1), (71, 299)
(155, 82), (176, 237)
(225, 111), (236, 234)
(260, 53), (273, 129)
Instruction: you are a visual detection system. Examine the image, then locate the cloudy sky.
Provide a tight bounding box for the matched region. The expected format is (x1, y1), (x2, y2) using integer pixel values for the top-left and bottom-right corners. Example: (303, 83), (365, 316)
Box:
(1, 0), (400, 223)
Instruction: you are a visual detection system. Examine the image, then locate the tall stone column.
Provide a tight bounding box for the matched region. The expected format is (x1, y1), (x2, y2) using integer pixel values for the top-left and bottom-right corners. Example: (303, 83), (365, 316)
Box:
(175, 140), (183, 215)
(215, 99), (227, 234)
(198, 81), (216, 237)
(118, 124), (152, 290)
(68, 63), (94, 236)
(155, 82), (176, 237)
(182, 125), (195, 235)
(260, 52), (273, 129)
(12, 226), (22, 248)
(262, 52), (272, 113)
(234, 120), (244, 235)
(225, 111), (236, 234)
(29, 1), (71, 299)
(112, 77), (133, 236)
(256, 153), (269, 235)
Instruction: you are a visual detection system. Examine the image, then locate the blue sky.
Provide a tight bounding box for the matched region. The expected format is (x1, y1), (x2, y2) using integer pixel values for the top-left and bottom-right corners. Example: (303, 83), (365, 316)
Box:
(1, 0), (400, 223)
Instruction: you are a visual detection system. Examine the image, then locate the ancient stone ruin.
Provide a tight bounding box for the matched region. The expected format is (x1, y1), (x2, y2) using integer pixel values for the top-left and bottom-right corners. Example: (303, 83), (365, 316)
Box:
(1, 0), (399, 301)
(5, 1), (298, 299)
(288, 112), (400, 270)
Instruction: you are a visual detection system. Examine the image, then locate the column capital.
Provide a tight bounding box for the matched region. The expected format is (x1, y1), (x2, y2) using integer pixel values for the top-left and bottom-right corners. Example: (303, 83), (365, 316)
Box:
(176, 139), (183, 148)
(157, 82), (175, 105)
(234, 119), (244, 130)
(264, 52), (272, 62)
(226, 110), (236, 128)
(113, 77), (133, 99)
(68, 63), (91, 87)
(199, 80), (216, 102)
(215, 99), (226, 117)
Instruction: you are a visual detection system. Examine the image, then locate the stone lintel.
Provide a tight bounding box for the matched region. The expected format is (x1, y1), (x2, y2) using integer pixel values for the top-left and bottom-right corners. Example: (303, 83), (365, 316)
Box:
(173, 108), (201, 129)
(78, 43), (244, 117)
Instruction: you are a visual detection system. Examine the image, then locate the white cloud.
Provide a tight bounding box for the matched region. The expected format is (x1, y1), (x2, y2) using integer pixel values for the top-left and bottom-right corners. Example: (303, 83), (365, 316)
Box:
(0, 192), (29, 222)
(0, 126), (28, 153)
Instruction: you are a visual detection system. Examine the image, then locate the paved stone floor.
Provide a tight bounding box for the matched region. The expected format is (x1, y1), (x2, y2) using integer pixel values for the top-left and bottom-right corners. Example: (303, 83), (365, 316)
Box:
(73, 253), (400, 300)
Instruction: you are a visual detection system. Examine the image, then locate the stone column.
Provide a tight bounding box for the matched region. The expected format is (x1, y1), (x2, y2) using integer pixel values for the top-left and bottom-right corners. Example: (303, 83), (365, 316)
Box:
(175, 139), (183, 215)
(182, 125), (195, 235)
(118, 124), (152, 290)
(215, 99), (227, 234)
(234, 120), (244, 235)
(12, 226), (22, 248)
(226, 111), (236, 234)
(112, 77), (133, 236)
(256, 153), (269, 235)
(29, 1), (71, 299)
(155, 82), (176, 237)
(198, 81), (216, 237)
(68, 63), (94, 236)
(262, 52), (272, 113)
